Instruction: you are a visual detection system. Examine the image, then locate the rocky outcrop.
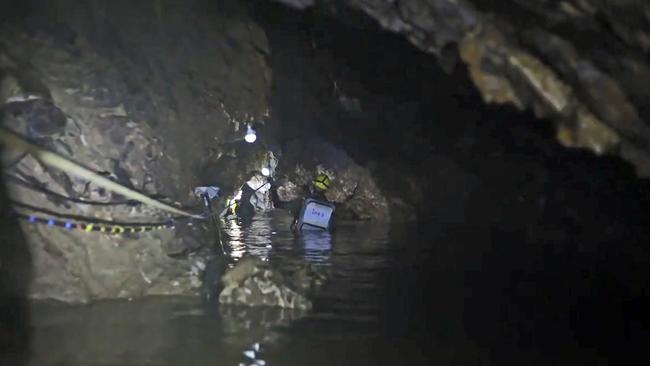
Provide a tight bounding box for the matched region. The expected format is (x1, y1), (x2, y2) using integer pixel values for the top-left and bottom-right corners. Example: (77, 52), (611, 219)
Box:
(0, 0), (271, 302)
(273, 139), (390, 221)
(272, 0), (650, 176)
(218, 256), (328, 310)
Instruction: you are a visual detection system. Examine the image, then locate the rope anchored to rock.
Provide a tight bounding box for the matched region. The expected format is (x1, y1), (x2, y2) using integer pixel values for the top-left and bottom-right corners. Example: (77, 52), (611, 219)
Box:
(0, 127), (203, 219)
(9, 198), (207, 234)
(17, 213), (176, 234)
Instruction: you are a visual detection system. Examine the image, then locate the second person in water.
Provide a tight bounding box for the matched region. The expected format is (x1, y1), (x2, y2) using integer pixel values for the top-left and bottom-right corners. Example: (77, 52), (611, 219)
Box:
(290, 173), (336, 232)
(225, 172), (336, 232)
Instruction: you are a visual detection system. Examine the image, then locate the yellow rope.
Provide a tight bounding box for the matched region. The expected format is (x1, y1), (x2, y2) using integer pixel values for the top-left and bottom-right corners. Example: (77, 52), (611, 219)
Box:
(0, 128), (202, 219)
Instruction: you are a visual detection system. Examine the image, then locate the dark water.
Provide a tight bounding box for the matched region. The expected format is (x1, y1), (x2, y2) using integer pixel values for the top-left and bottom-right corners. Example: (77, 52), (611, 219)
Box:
(13, 212), (650, 365)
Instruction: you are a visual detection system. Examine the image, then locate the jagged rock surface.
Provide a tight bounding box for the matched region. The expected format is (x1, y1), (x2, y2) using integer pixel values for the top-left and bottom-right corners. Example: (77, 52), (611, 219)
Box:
(0, 1), (271, 302)
(272, 0), (650, 176)
(219, 256), (323, 310)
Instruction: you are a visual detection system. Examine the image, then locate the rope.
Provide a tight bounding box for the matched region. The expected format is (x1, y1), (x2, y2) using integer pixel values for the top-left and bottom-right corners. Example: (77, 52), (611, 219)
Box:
(6, 173), (202, 210)
(5, 173), (141, 207)
(9, 199), (182, 225)
(11, 200), (207, 234)
(16, 213), (175, 234)
(0, 127), (202, 219)
(9, 180), (276, 236)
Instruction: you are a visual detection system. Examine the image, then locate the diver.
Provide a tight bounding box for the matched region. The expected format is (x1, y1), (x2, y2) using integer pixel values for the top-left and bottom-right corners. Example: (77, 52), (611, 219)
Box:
(290, 173), (336, 232)
(225, 182), (256, 222)
(222, 174), (274, 222)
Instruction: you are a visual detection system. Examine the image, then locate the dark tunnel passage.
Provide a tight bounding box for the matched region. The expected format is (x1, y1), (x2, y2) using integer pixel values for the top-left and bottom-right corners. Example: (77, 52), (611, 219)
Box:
(1, 0), (650, 365)
(251, 0), (650, 232)
(250, 6), (650, 362)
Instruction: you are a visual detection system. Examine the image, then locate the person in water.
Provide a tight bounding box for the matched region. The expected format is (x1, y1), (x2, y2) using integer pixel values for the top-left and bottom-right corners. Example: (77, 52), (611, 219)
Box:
(221, 172), (271, 222)
(290, 173), (334, 231)
(229, 182), (257, 222)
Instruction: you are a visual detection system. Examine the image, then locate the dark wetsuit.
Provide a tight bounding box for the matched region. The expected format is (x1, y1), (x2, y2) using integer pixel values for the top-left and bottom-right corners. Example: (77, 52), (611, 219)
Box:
(233, 183), (256, 222)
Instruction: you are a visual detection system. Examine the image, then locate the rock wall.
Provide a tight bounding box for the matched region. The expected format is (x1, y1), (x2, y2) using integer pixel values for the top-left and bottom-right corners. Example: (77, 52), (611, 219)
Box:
(0, 0), (271, 302)
(274, 139), (390, 221)
(272, 0), (650, 177)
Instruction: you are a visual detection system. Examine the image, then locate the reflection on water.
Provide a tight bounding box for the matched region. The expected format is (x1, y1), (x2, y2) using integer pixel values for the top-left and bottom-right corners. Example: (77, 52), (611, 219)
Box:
(7, 210), (648, 365)
(15, 211), (397, 365)
(222, 215), (277, 260)
(298, 231), (332, 264)
(219, 305), (307, 345)
(222, 212), (337, 265)
(24, 297), (267, 366)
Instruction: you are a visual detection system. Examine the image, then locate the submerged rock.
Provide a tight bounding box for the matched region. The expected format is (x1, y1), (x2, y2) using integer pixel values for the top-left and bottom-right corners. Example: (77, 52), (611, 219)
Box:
(219, 256), (327, 310)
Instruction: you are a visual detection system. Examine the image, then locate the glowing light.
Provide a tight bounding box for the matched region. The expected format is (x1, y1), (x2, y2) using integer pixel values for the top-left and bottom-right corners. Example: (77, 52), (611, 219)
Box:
(28, 216), (36, 223)
(65, 222), (74, 229)
(244, 125), (257, 143)
(261, 167), (270, 177)
(47, 219), (55, 226)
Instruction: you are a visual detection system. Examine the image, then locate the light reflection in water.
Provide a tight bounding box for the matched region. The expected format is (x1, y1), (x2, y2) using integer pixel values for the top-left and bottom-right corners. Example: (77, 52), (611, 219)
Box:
(298, 231), (332, 264)
(17, 212), (410, 366)
(222, 212), (333, 265)
(224, 220), (246, 259)
(222, 215), (275, 261)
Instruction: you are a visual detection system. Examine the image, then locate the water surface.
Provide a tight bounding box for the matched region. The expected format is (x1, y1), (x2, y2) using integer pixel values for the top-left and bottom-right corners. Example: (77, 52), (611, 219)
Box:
(13, 212), (650, 365)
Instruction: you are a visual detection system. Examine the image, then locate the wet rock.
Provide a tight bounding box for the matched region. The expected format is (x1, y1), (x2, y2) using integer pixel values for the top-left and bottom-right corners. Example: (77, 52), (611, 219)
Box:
(2, 99), (67, 139)
(219, 256), (318, 310)
(202, 149), (278, 211)
(274, 177), (302, 203)
(274, 0), (650, 176)
(556, 107), (621, 156)
(275, 138), (390, 221)
(164, 221), (210, 258)
(0, 0), (271, 302)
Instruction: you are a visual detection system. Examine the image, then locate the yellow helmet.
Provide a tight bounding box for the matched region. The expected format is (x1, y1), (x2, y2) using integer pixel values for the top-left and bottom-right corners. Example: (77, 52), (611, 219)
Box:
(312, 173), (332, 191)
